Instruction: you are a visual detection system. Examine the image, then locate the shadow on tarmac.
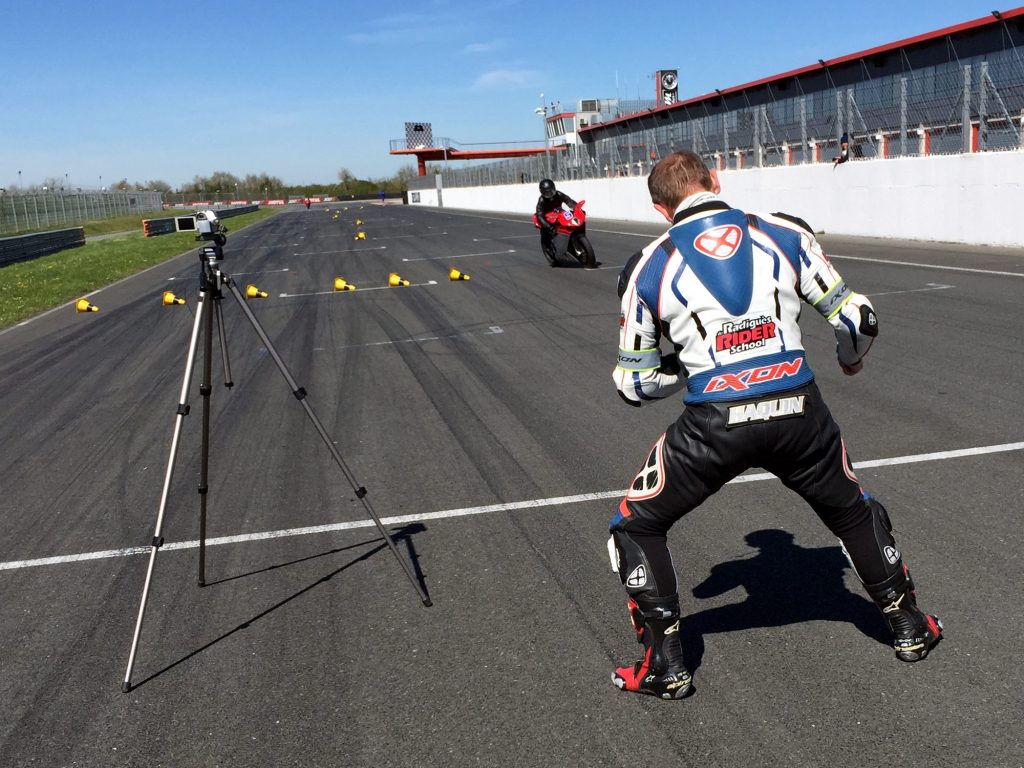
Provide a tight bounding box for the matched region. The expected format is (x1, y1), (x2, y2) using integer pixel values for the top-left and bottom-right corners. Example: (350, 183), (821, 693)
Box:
(131, 523), (428, 690)
(681, 529), (890, 673)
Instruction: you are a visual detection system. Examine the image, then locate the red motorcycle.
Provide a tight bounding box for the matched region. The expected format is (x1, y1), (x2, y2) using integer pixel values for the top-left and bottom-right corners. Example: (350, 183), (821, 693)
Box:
(532, 200), (597, 268)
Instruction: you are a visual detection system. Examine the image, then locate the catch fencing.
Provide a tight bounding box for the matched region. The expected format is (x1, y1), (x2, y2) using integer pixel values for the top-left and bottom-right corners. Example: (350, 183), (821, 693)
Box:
(0, 191), (164, 236)
(442, 48), (1024, 187)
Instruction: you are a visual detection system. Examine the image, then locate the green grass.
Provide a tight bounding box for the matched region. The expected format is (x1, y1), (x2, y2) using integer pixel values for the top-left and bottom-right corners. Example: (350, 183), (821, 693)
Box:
(0, 207), (281, 329)
(81, 209), (187, 237)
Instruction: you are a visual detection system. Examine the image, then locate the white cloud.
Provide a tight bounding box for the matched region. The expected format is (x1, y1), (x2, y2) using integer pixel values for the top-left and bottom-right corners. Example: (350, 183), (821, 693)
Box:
(462, 40), (506, 54)
(473, 68), (542, 89)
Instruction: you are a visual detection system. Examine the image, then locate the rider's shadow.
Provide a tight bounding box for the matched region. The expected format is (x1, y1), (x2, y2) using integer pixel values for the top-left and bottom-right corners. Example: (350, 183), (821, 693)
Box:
(681, 529), (889, 672)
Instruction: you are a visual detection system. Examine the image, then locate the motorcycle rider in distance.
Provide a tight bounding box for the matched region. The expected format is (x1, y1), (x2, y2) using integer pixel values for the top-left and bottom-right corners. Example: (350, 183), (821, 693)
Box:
(535, 179), (593, 268)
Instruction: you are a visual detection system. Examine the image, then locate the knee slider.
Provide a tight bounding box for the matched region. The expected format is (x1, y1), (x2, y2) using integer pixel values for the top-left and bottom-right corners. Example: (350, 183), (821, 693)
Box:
(608, 528), (669, 606)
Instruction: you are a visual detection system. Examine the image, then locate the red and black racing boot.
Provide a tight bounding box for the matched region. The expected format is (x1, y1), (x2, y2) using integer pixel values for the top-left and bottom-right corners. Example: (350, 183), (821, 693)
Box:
(864, 564), (943, 662)
(612, 597), (692, 699)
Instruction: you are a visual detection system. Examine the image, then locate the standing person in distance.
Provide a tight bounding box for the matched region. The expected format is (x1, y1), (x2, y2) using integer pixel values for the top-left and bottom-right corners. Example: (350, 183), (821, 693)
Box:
(833, 132), (850, 167)
(535, 178), (577, 267)
(607, 151), (942, 700)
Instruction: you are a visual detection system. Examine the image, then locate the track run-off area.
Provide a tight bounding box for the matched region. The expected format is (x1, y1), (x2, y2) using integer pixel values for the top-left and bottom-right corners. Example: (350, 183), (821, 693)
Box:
(1, 202), (1022, 767)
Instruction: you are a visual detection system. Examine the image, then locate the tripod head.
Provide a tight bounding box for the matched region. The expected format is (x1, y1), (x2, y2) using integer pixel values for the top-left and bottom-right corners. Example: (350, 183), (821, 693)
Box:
(195, 210), (228, 257)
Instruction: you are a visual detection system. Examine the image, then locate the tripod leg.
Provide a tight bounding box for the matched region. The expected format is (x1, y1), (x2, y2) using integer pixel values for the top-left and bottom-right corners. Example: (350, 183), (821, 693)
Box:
(122, 290), (210, 692)
(222, 275), (432, 607)
(198, 288), (214, 588)
(214, 292), (233, 389)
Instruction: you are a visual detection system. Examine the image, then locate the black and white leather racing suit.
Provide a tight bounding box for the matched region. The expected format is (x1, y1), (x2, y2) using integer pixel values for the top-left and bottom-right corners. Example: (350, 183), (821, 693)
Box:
(607, 192), (941, 697)
(536, 190), (578, 263)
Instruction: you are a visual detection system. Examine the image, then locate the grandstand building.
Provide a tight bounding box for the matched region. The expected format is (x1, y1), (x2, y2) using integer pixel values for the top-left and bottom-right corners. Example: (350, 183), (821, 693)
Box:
(441, 7), (1024, 187)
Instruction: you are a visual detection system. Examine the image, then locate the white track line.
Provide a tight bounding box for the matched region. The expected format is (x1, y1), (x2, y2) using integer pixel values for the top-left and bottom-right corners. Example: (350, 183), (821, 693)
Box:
(321, 325), (504, 351)
(402, 249), (516, 262)
(829, 253), (1024, 278)
(371, 232), (448, 240)
(291, 246), (387, 256)
(421, 210), (1024, 277)
(1, 441), (1020, 572)
(869, 282), (954, 297)
(279, 280), (438, 298)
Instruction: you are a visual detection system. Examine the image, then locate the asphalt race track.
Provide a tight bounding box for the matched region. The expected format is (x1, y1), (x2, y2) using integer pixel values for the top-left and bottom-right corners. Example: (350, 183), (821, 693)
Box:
(1, 202), (1022, 768)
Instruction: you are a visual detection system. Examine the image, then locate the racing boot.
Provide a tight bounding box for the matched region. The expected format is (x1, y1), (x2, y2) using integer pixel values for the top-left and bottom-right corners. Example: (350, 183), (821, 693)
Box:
(864, 564), (942, 662)
(611, 596), (692, 699)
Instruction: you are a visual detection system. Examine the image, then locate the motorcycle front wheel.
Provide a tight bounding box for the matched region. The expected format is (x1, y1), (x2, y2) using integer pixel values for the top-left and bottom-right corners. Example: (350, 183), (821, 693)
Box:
(570, 234), (596, 267)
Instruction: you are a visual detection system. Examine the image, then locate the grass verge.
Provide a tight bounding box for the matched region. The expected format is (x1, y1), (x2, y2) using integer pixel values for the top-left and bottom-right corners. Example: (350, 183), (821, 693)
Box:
(0, 207), (281, 329)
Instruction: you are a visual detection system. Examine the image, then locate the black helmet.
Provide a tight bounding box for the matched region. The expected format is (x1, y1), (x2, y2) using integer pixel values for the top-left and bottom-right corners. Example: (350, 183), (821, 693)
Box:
(539, 178), (556, 199)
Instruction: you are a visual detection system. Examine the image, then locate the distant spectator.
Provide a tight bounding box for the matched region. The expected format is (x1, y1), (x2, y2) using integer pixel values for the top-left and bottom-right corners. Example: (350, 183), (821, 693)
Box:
(379, 189), (386, 203)
(833, 133), (850, 168)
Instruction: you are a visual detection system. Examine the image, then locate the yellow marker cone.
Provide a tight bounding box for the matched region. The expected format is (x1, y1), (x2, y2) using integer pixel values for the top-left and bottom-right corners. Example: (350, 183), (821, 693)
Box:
(334, 277), (356, 291)
(355, 232), (366, 240)
(76, 298), (99, 313)
(449, 268), (470, 281)
(388, 272), (410, 287)
(162, 291), (186, 305)
(245, 284), (268, 299)
(355, 219), (363, 225)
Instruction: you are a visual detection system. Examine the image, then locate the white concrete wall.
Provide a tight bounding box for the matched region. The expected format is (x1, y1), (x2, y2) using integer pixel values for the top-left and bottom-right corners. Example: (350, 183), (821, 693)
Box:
(407, 188), (441, 207)
(430, 152), (1024, 246)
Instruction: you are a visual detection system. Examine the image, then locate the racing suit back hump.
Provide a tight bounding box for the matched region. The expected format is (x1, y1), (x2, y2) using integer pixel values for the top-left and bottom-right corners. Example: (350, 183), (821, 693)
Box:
(616, 196), (874, 405)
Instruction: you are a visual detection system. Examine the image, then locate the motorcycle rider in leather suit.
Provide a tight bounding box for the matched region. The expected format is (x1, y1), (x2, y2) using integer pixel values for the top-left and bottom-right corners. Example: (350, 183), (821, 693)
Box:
(608, 151), (942, 700)
(536, 178), (577, 266)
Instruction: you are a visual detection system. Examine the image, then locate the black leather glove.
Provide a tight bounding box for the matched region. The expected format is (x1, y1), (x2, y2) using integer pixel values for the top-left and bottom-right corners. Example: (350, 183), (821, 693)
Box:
(659, 352), (681, 375)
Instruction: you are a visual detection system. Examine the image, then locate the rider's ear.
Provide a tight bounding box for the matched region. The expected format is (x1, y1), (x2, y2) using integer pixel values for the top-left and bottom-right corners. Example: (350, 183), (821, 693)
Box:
(653, 202), (673, 223)
(709, 169), (721, 194)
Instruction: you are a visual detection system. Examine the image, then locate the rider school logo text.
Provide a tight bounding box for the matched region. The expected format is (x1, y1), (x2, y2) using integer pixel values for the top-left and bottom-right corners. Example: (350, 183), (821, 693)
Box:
(715, 316), (777, 354)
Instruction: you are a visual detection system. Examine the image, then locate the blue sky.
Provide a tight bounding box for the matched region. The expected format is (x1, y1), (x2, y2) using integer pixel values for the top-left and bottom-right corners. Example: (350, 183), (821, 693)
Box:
(0, 0), (1011, 189)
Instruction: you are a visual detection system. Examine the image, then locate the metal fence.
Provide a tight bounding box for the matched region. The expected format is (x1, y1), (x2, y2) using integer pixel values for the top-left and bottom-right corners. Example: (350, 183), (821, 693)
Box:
(0, 191), (164, 236)
(442, 48), (1024, 187)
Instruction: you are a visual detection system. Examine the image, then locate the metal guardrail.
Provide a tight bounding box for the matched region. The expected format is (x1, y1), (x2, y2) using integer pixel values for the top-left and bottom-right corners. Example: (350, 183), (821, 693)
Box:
(0, 228), (86, 267)
(215, 204), (258, 219)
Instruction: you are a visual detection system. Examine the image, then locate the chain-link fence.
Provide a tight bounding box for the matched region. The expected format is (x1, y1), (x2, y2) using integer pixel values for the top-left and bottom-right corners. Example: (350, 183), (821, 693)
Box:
(0, 191), (164, 235)
(443, 47), (1024, 187)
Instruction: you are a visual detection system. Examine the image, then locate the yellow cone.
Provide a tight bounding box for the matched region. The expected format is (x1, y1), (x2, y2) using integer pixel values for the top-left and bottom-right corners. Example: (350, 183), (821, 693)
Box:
(162, 291), (186, 305)
(76, 298), (99, 313)
(245, 284), (268, 299)
(388, 272), (410, 287)
(356, 219), (363, 225)
(449, 268), (470, 281)
(354, 231), (366, 240)
(334, 277), (356, 291)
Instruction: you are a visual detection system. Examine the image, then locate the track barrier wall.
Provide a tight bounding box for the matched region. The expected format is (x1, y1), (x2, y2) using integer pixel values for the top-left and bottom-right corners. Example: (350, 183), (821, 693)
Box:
(0, 228), (86, 267)
(142, 205), (260, 237)
(424, 152), (1024, 247)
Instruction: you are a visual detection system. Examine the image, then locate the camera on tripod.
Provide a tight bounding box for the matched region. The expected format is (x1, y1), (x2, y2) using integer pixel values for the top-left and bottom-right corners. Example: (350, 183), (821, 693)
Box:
(195, 210), (228, 257)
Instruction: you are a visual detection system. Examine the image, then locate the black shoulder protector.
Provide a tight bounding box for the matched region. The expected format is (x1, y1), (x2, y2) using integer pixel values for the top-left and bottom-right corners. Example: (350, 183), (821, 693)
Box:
(770, 211), (815, 234)
(618, 250), (644, 299)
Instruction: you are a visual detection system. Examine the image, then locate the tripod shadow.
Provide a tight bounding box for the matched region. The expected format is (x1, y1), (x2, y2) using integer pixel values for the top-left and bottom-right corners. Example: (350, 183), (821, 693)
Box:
(131, 523), (428, 690)
(201, 537), (383, 586)
(680, 529), (889, 673)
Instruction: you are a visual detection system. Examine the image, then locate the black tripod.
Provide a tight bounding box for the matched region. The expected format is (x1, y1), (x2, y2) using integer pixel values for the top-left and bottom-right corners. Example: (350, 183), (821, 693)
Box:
(122, 244), (431, 692)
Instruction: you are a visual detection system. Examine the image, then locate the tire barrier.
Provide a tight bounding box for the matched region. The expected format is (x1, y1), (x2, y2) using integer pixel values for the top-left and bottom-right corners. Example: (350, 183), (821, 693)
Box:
(0, 227), (86, 267)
